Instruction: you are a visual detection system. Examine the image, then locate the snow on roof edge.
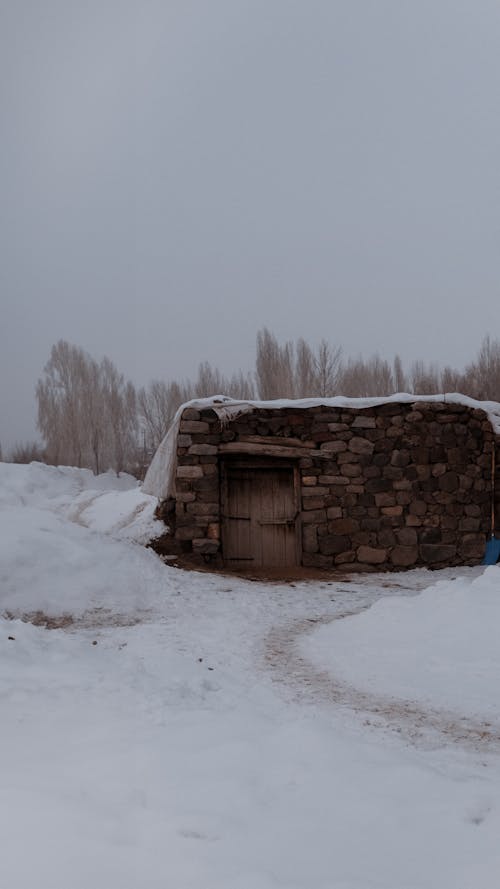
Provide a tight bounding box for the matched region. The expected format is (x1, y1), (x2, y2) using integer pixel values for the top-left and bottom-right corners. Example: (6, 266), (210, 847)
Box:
(142, 393), (500, 501)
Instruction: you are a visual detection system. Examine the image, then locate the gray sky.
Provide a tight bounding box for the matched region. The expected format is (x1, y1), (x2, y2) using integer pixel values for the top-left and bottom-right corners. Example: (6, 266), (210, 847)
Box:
(2, 0), (500, 451)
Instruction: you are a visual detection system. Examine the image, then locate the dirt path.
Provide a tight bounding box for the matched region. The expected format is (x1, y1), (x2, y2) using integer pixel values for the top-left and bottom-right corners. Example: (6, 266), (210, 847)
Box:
(263, 605), (500, 753)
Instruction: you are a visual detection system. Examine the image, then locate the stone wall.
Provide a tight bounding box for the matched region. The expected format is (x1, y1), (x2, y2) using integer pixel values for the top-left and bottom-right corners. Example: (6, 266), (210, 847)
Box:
(157, 401), (495, 571)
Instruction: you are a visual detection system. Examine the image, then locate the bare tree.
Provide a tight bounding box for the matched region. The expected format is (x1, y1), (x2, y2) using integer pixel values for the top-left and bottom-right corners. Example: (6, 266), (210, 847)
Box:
(295, 338), (317, 396)
(37, 341), (138, 474)
(314, 339), (343, 396)
(393, 354), (407, 393)
(409, 359), (441, 395)
(339, 353), (394, 397)
(9, 441), (45, 464)
(463, 336), (500, 401)
(138, 379), (193, 452)
(255, 328), (295, 399)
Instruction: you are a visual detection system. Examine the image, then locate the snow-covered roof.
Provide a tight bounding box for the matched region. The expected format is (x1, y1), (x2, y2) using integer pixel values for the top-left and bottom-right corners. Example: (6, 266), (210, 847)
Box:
(142, 393), (500, 501)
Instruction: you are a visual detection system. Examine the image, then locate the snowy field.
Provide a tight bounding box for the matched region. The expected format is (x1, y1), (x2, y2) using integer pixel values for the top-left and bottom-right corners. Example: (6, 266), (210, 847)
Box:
(1, 462), (500, 889)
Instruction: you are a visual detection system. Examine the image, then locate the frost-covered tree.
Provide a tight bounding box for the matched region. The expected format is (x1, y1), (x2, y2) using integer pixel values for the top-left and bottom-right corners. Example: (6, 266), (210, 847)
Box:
(37, 341), (138, 474)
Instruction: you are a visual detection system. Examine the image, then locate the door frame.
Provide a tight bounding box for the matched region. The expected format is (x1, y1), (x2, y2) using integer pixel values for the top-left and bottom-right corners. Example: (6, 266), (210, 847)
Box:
(219, 455), (302, 568)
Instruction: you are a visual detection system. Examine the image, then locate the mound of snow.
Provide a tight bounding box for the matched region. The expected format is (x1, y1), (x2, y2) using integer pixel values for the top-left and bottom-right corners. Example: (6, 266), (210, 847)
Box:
(303, 567), (500, 721)
(0, 462), (166, 618)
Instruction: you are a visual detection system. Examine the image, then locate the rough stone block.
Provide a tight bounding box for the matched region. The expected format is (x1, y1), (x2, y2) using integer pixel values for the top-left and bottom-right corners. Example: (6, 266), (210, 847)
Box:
(396, 527), (417, 546)
(182, 408), (201, 421)
(459, 533), (486, 560)
(177, 465), (203, 479)
(409, 500), (427, 516)
(357, 546), (387, 564)
(326, 506), (342, 519)
(302, 524), (319, 553)
(352, 416), (376, 428)
(335, 550), (357, 564)
(320, 440), (348, 453)
(340, 464), (361, 478)
(186, 501), (219, 515)
(375, 492), (396, 507)
(192, 538), (220, 555)
(439, 472), (459, 493)
(174, 526), (205, 540)
(419, 543), (457, 563)
(349, 437), (374, 455)
(300, 509), (327, 524)
(390, 545), (418, 567)
(378, 528), (396, 547)
(302, 497), (327, 511)
(188, 444), (218, 456)
(319, 534), (351, 555)
(179, 420), (210, 433)
(302, 553), (333, 569)
(302, 486), (329, 497)
(329, 518), (359, 535)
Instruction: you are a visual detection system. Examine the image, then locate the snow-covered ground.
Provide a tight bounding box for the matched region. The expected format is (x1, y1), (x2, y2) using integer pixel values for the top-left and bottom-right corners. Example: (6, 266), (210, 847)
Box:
(1, 462), (500, 889)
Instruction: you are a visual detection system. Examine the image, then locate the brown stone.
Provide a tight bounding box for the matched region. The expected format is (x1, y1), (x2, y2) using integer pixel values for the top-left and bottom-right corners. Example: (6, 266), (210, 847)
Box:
(329, 518), (359, 534)
(207, 523), (220, 539)
(319, 535), (351, 555)
(188, 444), (218, 456)
(320, 440), (347, 453)
(192, 538), (220, 555)
(174, 526), (205, 540)
(202, 464), (218, 476)
(396, 527), (417, 546)
(357, 545), (387, 564)
(352, 416), (376, 428)
(302, 486), (329, 497)
(302, 497), (327, 511)
(390, 545), (418, 567)
(420, 543), (457, 563)
(177, 465), (203, 479)
(301, 509), (327, 524)
(381, 505), (403, 516)
(335, 550), (356, 564)
(326, 506), (343, 519)
(459, 517), (481, 532)
(365, 478), (392, 493)
(179, 420), (210, 433)
(409, 500), (427, 516)
(182, 408), (201, 421)
(459, 533), (486, 560)
(375, 492), (396, 507)
(175, 492), (196, 503)
(378, 528), (396, 547)
(439, 472), (459, 493)
(186, 501), (219, 515)
(302, 525), (319, 553)
(302, 476), (318, 486)
(349, 437), (374, 455)
(302, 553), (333, 569)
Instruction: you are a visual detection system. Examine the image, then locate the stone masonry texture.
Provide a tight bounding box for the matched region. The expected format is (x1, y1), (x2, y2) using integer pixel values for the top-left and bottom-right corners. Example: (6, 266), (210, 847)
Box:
(158, 401), (496, 571)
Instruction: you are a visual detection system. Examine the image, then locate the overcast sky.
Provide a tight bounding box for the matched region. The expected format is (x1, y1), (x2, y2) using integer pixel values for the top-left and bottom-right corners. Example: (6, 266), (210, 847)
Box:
(2, 0), (500, 450)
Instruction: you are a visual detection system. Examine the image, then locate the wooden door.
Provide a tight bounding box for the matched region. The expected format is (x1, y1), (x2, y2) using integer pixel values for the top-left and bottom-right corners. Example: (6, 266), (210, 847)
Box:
(221, 461), (299, 568)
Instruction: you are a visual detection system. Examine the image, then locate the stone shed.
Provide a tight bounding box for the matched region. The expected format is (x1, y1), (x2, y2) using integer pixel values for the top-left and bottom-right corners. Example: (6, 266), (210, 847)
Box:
(143, 395), (500, 572)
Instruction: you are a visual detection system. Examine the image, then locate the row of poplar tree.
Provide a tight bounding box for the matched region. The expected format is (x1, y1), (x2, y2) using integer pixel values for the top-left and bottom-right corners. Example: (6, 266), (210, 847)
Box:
(7, 330), (500, 476)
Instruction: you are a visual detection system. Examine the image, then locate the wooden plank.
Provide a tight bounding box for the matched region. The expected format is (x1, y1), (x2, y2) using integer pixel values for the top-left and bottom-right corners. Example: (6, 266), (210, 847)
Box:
(219, 442), (324, 459)
(237, 435), (315, 449)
